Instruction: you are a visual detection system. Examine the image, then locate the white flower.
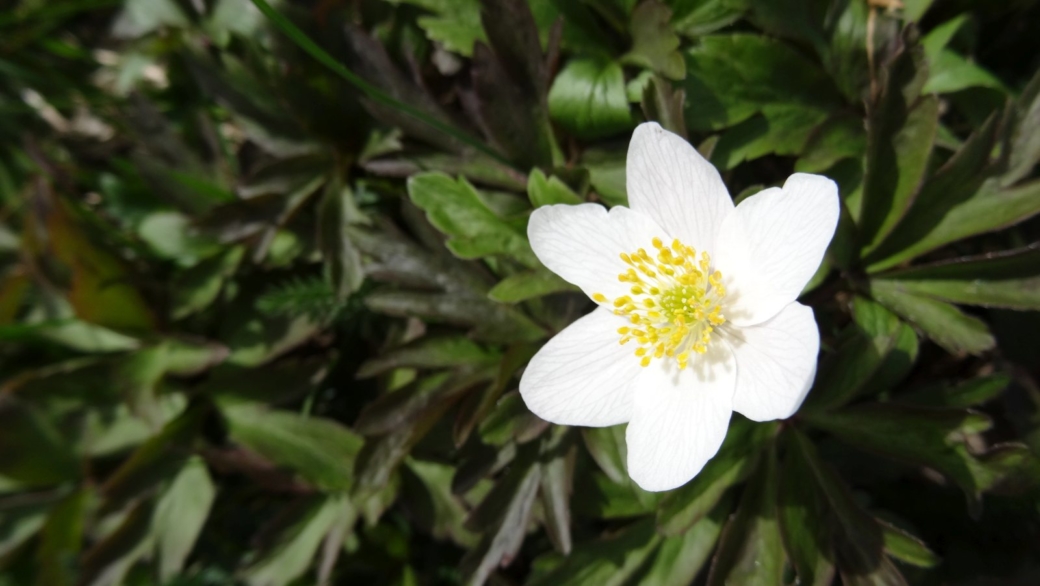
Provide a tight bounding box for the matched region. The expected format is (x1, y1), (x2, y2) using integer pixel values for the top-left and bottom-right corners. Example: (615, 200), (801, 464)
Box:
(519, 122), (839, 492)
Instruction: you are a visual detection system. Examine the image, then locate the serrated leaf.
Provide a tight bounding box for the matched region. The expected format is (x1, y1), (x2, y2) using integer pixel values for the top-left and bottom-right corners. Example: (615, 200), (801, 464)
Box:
(869, 279), (995, 355)
(408, 172), (537, 267)
(623, 0), (685, 80)
(879, 519), (940, 568)
(319, 178), (364, 299)
(670, 0), (745, 37)
(548, 58), (633, 139)
(527, 169), (583, 207)
(682, 34), (842, 132)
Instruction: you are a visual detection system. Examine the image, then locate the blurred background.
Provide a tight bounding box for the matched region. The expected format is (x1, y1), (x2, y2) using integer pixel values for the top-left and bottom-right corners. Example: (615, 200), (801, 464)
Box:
(1, 0), (1039, 585)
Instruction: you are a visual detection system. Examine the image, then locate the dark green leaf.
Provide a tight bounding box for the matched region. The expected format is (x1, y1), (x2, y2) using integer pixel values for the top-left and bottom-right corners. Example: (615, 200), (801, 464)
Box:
(319, 178), (364, 299)
(865, 111), (1001, 269)
(636, 497), (729, 585)
(899, 373), (1011, 408)
(548, 57), (633, 139)
(461, 453), (541, 586)
(364, 291), (546, 343)
(35, 489), (92, 586)
(707, 447), (785, 586)
(526, 518), (661, 586)
(859, 34), (939, 252)
(240, 495), (354, 586)
(803, 403), (1007, 501)
(0, 398), (79, 487)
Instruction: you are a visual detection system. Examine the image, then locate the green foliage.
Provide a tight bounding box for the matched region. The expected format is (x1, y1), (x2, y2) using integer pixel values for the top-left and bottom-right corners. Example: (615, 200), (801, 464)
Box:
(1, 0), (1039, 584)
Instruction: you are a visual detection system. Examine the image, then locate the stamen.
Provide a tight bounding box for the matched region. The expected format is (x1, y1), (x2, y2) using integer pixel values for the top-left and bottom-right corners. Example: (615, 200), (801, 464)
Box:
(607, 236), (727, 371)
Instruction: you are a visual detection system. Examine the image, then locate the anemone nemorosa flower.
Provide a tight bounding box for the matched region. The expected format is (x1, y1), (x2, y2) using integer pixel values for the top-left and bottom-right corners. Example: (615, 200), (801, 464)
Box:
(519, 122), (839, 492)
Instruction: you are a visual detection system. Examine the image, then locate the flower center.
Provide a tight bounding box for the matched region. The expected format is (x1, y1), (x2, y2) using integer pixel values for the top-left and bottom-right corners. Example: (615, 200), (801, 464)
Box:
(593, 237), (726, 370)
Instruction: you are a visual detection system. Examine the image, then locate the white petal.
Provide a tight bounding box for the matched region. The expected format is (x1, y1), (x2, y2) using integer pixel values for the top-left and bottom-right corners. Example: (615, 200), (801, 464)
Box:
(625, 343), (736, 492)
(519, 307), (641, 426)
(726, 302), (819, 422)
(528, 203), (665, 301)
(626, 122), (734, 254)
(714, 173), (839, 326)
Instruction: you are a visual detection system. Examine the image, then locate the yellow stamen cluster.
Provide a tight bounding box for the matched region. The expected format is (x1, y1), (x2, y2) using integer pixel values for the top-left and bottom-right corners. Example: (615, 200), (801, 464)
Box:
(595, 237), (726, 370)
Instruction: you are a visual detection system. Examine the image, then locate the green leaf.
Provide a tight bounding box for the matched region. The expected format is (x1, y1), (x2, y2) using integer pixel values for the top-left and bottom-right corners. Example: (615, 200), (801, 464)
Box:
(582, 425), (629, 484)
(796, 113), (867, 174)
(805, 296), (912, 411)
(707, 447), (785, 585)
(101, 405), (207, 509)
(682, 34), (842, 132)
(34, 489), (92, 586)
(526, 518), (662, 586)
(656, 418), (776, 536)
(636, 498), (729, 585)
(539, 430), (574, 554)
(869, 279), (995, 355)
(777, 431), (834, 586)
(241, 495), (354, 586)
(408, 172), (537, 267)
(250, 0), (509, 165)
(623, 0), (686, 80)
(859, 35), (939, 253)
(669, 0), (746, 37)
(354, 369), (491, 436)
(488, 269), (577, 303)
(871, 178), (1040, 271)
(925, 49), (1005, 94)
(79, 498), (155, 586)
(527, 169), (583, 207)
(222, 403), (363, 491)
(171, 246), (245, 319)
(402, 458), (478, 547)
(548, 58), (633, 140)
(364, 291), (546, 343)
(879, 520), (940, 568)
(711, 105), (830, 170)
(864, 110), (1001, 269)
(357, 337), (499, 379)
(154, 457), (216, 581)
(0, 398), (80, 487)
(803, 403), (1010, 502)
(874, 244), (1040, 310)
(393, 0), (485, 56)
(640, 75), (688, 138)
(473, 0), (558, 169)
